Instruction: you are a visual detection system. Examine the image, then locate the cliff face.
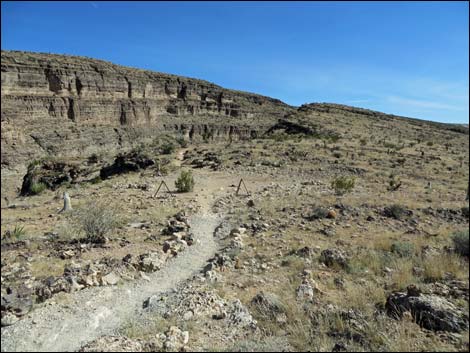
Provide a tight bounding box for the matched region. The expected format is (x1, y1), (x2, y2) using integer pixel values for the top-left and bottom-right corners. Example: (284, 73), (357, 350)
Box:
(1, 50), (293, 198)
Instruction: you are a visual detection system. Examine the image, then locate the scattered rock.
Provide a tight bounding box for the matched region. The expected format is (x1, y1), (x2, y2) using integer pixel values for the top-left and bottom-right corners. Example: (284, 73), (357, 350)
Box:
(79, 335), (145, 352)
(163, 326), (189, 351)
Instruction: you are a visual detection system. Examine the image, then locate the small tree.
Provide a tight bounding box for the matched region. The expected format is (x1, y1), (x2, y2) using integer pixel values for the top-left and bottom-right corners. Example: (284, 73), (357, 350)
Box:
(331, 176), (355, 195)
(175, 170), (195, 192)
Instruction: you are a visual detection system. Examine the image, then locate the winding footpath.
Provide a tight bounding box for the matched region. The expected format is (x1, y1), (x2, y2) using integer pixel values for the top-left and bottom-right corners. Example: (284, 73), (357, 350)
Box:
(1, 210), (221, 352)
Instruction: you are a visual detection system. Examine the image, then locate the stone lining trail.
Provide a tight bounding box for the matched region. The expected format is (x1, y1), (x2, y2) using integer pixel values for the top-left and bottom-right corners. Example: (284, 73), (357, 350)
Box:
(1, 210), (221, 352)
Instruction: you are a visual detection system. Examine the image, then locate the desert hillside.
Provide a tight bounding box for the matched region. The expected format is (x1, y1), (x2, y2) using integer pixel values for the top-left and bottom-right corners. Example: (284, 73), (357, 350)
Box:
(1, 51), (469, 352)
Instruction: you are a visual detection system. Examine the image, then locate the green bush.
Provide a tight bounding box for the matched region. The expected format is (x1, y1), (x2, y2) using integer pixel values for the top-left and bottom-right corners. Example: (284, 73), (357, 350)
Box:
(30, 182), (47, 195)
(331, 176), (355, 195)
(391, 241), (415, 257)
(176, 136), (188, 148)
(451, 230), (469, 257)
(161, 142), (175, 155)
(175, 170), (195, 192)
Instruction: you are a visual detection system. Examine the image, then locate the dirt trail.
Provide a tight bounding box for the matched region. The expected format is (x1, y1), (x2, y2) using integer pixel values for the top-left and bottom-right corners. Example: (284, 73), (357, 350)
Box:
(1, 151), (223, 352)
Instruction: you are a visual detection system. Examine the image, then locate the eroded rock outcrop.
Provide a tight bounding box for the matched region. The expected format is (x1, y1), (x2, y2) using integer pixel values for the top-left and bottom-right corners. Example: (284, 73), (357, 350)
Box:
(1, 50), (293, 198)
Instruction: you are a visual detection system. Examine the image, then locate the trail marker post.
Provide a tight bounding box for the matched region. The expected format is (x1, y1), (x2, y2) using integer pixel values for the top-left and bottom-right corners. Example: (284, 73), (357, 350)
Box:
(236, 178), (250, 196)
(154, 180), (174, 198)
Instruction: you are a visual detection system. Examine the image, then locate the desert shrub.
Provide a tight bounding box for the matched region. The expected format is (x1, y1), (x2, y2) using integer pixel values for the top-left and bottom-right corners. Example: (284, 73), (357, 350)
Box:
(383, 204), (407, 220)
(360, 138), (367, 146)
(87, 153), (99, 164)
(28, 159), (43, 168)
(70, 203), (118, 243)
(161, 142), (176, 155)
(2, 225), (26, 241)
(202, 130), (213, 142)
(131, 143), (146, 154)
(175, 170), (195, 192)
(251, 292), (287, 320)
(30, 182), (47, 195)
(176, 136), (188, 148)
(426, 141), (434, 146)
(348, 250), (391, 275)
(331, 176), (355, 195)
(390, 241), (415, 257)
(451, 230), (469, 257)
(387, 174), (402, 191)
(383, 141), (400, 150)
(305, 206), (329, 220)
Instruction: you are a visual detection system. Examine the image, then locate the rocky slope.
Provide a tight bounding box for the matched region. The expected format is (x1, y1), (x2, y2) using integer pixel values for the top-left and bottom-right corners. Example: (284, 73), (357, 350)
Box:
(1, 50), (293, 199)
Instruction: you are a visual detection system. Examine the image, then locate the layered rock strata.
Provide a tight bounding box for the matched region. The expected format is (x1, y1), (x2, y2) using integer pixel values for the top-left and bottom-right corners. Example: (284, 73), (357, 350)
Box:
(1, 50), (293, 198)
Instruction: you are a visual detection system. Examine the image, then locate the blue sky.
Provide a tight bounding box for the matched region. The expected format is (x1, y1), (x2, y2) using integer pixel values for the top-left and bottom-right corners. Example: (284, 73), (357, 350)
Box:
(2, 1), (468, 123)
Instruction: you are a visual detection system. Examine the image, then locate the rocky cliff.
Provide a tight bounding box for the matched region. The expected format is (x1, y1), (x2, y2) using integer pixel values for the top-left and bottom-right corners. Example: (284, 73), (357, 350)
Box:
(1, 50), (293, 198)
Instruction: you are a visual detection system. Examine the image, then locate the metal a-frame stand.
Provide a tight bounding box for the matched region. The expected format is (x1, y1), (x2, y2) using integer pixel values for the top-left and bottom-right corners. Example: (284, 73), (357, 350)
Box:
(153, 180), (174, 198)
(236, 178), (250, 196)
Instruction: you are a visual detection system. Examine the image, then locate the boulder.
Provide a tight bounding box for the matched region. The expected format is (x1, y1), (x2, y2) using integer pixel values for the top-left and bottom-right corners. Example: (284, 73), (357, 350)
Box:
(101, 272), (121, 286)
(163, 326), (189, 351)
(138, 252), (165, 272)
(320, 248), (349, 269)
(227, 299), (257, 329)
(386, 291), (469, 332)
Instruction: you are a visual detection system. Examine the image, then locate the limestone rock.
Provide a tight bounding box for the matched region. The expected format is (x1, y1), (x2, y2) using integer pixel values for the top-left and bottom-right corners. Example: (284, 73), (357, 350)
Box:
(386, 291), (469, 332)
(100, 272), (121, 286)
(1, 50), (292, 199)
(138, 252), (165, 272)
(320, 248), (349, 269)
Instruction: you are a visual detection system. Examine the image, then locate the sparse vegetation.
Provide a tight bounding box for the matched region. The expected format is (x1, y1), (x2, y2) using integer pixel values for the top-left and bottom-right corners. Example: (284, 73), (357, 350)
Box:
(161, 142), (176, 155)
(305, 206), (329, 220)
(388, 174), (402, 191)
(69, 203), (119, 243)
(2, 225), (26, 242)
(175, 170), (195, 192)
(452, 230), (469, 257)
(384, 204), (407, 220)
(331, 176), (355, 195)
(391, 241), (415, 258)
(1, 52), (469, 352)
